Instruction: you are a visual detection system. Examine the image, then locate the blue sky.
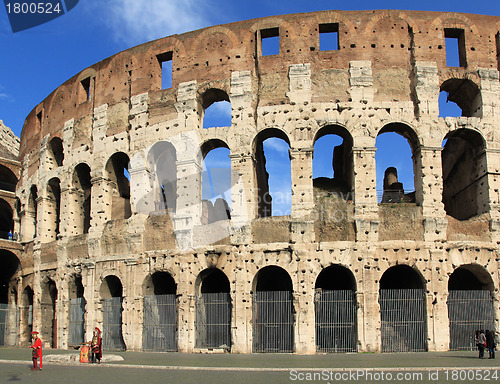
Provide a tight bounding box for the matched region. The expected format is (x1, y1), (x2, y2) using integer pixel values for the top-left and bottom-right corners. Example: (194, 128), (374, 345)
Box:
(0, 0), (499, 214)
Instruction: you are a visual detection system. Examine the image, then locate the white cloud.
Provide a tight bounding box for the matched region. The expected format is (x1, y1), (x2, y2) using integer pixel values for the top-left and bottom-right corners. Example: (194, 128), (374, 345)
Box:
(103, 0), (212, 45)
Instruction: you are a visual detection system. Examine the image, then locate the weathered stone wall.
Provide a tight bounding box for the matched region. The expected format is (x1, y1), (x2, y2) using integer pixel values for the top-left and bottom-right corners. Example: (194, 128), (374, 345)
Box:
(4, 10), (500, 353)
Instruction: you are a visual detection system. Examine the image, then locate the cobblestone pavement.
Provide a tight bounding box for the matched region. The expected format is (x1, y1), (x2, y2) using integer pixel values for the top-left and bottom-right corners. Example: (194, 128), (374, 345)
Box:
(0, 348), (498, 384)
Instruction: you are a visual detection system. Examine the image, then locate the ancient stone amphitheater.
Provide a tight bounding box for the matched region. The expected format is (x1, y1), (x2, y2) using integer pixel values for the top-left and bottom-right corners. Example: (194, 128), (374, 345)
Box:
(0, 10), (499, 354)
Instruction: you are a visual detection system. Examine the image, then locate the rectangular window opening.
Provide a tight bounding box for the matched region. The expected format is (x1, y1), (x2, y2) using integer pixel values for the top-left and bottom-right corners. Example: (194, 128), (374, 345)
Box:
(157, 51), (173, 89)
(496, 32), (500, 72)
(444, 28), (466, 67)
(80, 77), (91, 102)
(260, 27), (279, 56)
(36, 111), (42, 129)
(319, 23), (339, 51)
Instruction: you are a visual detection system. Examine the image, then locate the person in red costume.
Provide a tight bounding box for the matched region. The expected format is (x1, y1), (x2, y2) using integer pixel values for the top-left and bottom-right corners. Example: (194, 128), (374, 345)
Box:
(30, 331), (42, 371)
(90, 327), (102, 364)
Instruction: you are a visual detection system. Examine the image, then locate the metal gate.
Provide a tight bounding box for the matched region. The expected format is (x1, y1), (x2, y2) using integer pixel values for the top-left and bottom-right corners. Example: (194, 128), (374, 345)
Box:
(143, 294), (177, 351)
(103, 297), (126, 351)
(69, 297), (86, 346)
(253, 291), (294, 353)
(315, 290), (357, 353)
(379, 289), (427, 352)
(0, 304), (18, 346)
(447, 290), (495, 351)
(195, 292), (231, 350)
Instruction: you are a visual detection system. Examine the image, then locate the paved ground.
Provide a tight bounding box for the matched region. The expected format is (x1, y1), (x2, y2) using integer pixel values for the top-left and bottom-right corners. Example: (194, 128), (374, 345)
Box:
(0, 347), (498, 384)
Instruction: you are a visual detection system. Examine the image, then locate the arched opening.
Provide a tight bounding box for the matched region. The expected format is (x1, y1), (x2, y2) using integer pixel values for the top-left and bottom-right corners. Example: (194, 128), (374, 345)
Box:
(253, 266), (294, 353)
(73, 164), (92, 234)
(254, 129), (292, 217)
(201, 140), (231, 223)
(147, 142), (177, 214)
(106, 153), (131, 220)
(48, 137), (64, 168)
(142, 272), (177, 351)
(68, 275), (86, 346)
(315, 265), (357, 353)
(100, 275), (126, 350)
(447, 264), (495, 351)
(26, 185), (38, 240)
(0, 250), (20, 346)
(195, 268), (231, 350)
(376, 123), (419, 204)
(41, 278), (58, 348)
(442, 129), (487, 220)
(0, 164), (17, 192)
(440, 79), (481, 118)
(313, 125), (354, 199)
(0, 199), (13, 239)
(379, 265), (427, 352)
(21, 286), (34, 344)
(200, 88), (232, 128)
(47, 178), (61, 239)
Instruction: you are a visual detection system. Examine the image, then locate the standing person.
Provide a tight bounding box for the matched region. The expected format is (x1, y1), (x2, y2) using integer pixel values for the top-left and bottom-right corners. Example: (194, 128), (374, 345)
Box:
(30, 331), (42, 371)
(475, 330), (486, 359)
(486, 330), (496, 359)
(90, 327), (102, 364)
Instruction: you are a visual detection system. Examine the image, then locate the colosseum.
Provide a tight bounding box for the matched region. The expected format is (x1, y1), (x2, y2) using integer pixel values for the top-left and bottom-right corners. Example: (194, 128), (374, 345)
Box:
(0, 9), (499, 355)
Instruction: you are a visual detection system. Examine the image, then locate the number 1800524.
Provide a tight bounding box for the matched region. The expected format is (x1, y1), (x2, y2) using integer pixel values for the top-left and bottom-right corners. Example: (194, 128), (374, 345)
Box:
(5, 2), (62, 14)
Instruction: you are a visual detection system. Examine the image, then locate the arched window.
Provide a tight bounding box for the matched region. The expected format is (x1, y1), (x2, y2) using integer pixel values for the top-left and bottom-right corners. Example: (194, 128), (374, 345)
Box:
(442, 129), (487, 220)
(201, 140), (231, 223)
(200, 88), (231, 128)
(47, 178), (61, 239)
(0, 164), (17, 193)
(254, 129), (292, 217)
(48, 137), (64, 168)
(148, 142), (177, 214)
(106, 153), (131, 220)
(73, 164), (91, 234)
(376, 123), (419, 204)
(439, 79), (481, 118)
(313, 125), (354, 199)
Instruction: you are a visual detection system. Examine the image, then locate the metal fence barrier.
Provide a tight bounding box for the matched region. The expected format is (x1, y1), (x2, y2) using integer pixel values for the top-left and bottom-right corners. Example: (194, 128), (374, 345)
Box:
(315, 290), (357, 353)
(447, 290), (495, 351)
(69, 297), (86, 346)
(195, 292), (231, 350)
(0, 304), (18, 346)
(103, 297), (126, 351)
(253, 290), (294, 353)
(143, 294), (177, 352)
(379, 289), (427, 352)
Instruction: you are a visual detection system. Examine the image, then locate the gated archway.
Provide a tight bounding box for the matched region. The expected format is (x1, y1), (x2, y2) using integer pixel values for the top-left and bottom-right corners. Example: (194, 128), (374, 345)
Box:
(447, 264), (495, 351)
(100, 275), (126, 351)
(195, 268), (231, 350)
(253, 266), (294, 353)
(143, 271), (177, 351)
(41, 278), (58, 348)
(0, 250), (20, 346)
(68, 275), (85, 346)
(379, 265), (427, 352)
(315, 265), (357, 353)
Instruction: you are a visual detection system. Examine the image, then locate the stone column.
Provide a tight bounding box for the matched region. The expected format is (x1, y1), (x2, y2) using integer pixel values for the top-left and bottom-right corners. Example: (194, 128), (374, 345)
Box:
(36, 195), (54, 243)
(294, 249), (315, 354)
(484, 149), (500, 243)
(428, 250), (450, 351)
(352, 147), (378, 242)
(231, 261), (252, 353)
(358, 252), (380, 352)
(478, 69), (500, 119)
(82, 262), (96, 339)
(290, 147), (315, 244)
(415, 146), (447, 242)
(89, 176), (113, 238)
(413, 62), (439, 119)
(229, 154), (255, 244)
